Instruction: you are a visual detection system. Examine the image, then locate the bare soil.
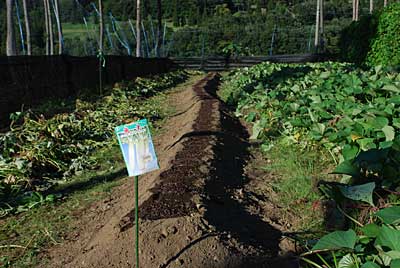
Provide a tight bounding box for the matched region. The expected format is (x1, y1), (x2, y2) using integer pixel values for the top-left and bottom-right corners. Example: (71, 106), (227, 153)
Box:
(41, 74), (299, 268)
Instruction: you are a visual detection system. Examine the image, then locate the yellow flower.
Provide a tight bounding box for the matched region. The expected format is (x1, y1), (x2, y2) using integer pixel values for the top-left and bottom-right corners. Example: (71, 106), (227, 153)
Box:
(351, 134), (362, 142)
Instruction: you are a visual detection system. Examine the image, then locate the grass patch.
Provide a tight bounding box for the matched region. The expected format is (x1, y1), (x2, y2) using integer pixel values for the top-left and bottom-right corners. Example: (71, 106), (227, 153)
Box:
(63, 22), (96, 40)
(262, 141), (335, 231)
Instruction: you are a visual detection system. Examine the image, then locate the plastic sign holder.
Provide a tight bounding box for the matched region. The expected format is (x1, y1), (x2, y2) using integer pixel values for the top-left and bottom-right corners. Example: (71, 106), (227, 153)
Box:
(115, 119), (159, 267)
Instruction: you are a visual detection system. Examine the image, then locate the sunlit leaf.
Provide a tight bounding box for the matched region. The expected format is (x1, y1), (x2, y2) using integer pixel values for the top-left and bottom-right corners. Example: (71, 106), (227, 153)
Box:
(312, 229), (357, 250)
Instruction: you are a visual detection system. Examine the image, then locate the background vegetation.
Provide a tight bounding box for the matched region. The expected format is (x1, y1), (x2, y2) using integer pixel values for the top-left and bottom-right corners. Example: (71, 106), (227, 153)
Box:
(0, 0), (390, 57)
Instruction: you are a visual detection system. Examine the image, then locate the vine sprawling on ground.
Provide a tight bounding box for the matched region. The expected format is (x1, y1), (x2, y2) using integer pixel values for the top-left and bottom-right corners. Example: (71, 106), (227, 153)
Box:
(222, 62), (400, 267)
(0, 70), (188, 215)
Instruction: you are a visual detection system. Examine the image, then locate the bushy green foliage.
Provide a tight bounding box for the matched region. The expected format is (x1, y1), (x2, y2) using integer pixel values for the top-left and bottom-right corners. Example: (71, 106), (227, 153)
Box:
(340, 3), (400, 66)
(367, 3), (400, 67)
(222, 62), (400, 267)
(0, 70), (188, 210)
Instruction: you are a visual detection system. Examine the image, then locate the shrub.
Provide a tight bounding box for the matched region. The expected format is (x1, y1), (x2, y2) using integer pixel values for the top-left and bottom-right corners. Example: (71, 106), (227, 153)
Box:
(367, 2), (400, 67)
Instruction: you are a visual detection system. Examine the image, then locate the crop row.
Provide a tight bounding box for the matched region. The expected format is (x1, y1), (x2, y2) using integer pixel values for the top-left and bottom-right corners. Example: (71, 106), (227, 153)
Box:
(223, 62), (400, 267)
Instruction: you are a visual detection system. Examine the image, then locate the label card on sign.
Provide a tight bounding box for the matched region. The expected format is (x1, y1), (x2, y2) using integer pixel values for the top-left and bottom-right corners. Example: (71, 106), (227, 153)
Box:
(115, 119), (159, 177)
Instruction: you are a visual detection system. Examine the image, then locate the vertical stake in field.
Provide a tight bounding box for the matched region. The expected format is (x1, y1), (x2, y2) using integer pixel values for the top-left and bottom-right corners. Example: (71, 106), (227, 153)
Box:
(115, 119), (159, 268)
(135, 175), (139, 268)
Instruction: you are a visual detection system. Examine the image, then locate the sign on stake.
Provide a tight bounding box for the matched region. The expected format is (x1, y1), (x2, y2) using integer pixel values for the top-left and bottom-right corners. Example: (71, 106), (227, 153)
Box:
(115, 119), (159, 267)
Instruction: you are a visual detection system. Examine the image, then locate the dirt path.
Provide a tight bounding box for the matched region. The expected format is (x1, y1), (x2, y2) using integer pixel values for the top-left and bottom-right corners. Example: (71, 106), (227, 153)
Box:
(42, 74), (298, 268)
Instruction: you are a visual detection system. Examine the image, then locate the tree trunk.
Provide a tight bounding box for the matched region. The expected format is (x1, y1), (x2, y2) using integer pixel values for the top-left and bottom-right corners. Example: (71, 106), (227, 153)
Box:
(384, 0), (388, 7)
(6, 0), (17, 56)
(99, 0), (104, 94)
(314, 0), (320, 49)
(99, 0), (104, 54)
(370, 0), (374, 13)
(46, 0), (54, 55)
(22, 0), (31, 55)
(136, 0), (141, 57)
(43, 0), (49, 55)
(355, 0), (359, 21)
(352, 0), (355, 20)
(156, 0), (162, 57)
(319, 0), (324, 50)
(53, 0), (63, 54)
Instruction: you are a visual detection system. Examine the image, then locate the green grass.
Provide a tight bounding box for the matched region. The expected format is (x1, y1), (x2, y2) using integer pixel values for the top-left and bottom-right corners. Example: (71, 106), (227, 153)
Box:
(62, 22), (95, 40)
(262, 140), (335, 231)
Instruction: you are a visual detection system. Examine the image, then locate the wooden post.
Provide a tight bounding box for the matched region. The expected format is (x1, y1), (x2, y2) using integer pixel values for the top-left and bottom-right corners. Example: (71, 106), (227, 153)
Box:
(136, 0), (141, 57)
(22, 0), (31, 55)
(99, 0), (104, 95)
(53, 0), (63, 54)
(6, 0), (17, 56)
(156, 0), (162, 57)
(46, 0), (54, 55)
(43, 0), (49, 55)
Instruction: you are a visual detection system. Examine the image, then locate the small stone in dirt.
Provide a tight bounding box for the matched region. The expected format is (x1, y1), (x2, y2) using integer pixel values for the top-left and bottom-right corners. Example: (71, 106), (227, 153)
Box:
(102, 204), (111, 211)
(161, 228), (168, 238)
(168, 226), (178, 234)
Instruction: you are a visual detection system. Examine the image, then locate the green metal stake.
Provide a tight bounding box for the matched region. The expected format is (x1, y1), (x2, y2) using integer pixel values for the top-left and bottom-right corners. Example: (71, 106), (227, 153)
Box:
(135, 175), (139, 268)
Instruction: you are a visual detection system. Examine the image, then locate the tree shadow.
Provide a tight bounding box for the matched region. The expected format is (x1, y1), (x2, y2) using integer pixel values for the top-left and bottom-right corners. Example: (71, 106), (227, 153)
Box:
(44, 167), (127, 197)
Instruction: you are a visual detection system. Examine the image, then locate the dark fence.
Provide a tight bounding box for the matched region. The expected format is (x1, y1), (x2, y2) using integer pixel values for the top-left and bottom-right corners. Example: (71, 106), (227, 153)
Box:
(0, 55), (173, 126)
(171, 53), (329, 71)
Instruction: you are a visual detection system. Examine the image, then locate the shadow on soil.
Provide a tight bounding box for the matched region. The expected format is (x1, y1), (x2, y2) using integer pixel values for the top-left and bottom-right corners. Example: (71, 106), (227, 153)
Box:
(44, 168), (127, 196)
(202, 79), (299, 268)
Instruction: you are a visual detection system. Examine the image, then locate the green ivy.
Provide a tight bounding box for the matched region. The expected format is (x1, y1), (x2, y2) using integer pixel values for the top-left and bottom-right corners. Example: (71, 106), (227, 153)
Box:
(367, 3), (400, 67)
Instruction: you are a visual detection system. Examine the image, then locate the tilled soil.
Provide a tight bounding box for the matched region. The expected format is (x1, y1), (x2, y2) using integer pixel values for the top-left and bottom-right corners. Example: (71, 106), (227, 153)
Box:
(41, 74), (299, 268)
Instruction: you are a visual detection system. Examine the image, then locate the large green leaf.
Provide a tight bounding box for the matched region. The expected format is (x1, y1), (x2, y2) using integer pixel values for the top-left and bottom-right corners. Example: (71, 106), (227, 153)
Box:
(357, 138), (377, 151)
(332, 160), (360, 177)
(370, 117), (389, 130)
(375, 207), (400, 225)
(342, 144), (359, 160)
(361, 262), (380, 268)
(312, 229), (357, 250)
(375, 226), (400, 251)
(383, 84), (400, 93)
(339, 253), (358, 268)
(338, 182), (375, 206)
(382, 126), (395, 142)
(250, 120), (262, 140)
(362, 223), (381, 238)
(391, 259), (400, 268)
